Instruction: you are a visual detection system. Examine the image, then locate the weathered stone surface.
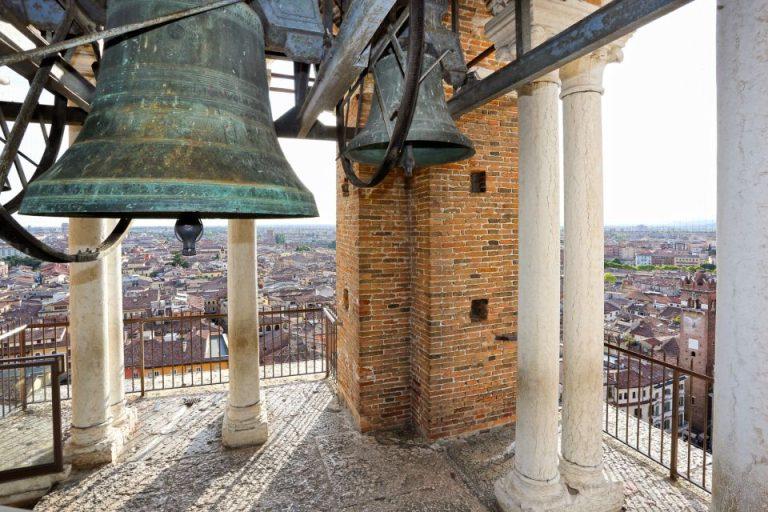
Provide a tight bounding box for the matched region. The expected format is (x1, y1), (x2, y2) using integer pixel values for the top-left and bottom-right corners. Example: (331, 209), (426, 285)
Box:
(32, 379), (710, 511)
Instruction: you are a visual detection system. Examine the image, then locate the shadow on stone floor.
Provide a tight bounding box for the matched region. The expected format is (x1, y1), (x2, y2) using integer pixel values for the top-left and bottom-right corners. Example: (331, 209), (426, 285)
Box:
(32, 378), (711, 512)
(34, 379), (493, 511)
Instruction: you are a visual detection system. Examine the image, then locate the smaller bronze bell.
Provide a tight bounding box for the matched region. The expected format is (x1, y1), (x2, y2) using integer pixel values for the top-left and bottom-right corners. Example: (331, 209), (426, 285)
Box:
(345, 52), (475, 168)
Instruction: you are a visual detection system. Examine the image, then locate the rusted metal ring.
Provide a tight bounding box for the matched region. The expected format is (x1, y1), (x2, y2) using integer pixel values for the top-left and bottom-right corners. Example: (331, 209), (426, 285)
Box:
(0, 211), (131, 263)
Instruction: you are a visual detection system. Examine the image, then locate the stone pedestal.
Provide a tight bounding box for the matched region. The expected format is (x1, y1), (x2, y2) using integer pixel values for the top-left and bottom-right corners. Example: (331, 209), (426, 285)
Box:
(559, 43), (626, 512)
(222, 390), (269, 448)
(712, 2), (768, 510)
(222, 219), (268, 448)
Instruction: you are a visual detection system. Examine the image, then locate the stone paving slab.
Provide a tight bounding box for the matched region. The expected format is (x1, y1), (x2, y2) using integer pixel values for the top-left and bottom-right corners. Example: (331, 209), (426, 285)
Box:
(32, 378), (711, 512)
(0, 405), (56, 473)
(316, 430), (473, 509)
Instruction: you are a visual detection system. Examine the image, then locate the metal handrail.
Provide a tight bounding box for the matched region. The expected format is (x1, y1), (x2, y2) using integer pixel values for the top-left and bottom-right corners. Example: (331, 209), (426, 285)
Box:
(603, 340), (713, 493)
(3, 306), (337, 399)
(604, 340), (713, 383)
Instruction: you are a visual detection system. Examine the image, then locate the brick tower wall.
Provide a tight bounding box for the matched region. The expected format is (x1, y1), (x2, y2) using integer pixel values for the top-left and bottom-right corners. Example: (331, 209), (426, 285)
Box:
(336, 0), (519, 438)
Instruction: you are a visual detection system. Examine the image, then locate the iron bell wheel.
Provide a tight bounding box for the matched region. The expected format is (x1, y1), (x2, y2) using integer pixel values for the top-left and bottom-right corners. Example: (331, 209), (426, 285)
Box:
(20, 0), (318, 220)
(344, 52), (475, 168)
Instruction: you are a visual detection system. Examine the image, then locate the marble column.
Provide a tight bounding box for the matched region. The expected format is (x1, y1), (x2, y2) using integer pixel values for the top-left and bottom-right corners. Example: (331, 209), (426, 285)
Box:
(222, 219), (268, 447)
(559, 43), (625, 511)
(712, 1), (768, 510)
(494, 71), (570, 511)
(105, 219), (136, 437)
(66, 127), (130, 467)
(67, 217), (112, 466)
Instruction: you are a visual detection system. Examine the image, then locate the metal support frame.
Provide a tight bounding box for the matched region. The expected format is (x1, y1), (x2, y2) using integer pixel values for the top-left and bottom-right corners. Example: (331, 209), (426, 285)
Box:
(0, 28), (94, 110)
(0, 0), (246, 69)
(448, 0), (692, 118)
(515, 0), (531, 57)
(0, 101), (88, 126)
(297, 0), (398, 137)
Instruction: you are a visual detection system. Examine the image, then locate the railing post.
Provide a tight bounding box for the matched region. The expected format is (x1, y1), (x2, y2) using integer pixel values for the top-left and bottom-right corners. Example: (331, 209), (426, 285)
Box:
(670, 368), (681, 482)
(139, 321), (146, 397)
(324, 312), (330, 378)
(19, 328), (27, 410)
(51, 355), (64, 473)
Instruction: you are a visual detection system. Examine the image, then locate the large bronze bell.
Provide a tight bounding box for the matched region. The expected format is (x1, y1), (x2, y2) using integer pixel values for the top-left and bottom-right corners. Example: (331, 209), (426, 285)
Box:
(344, 52), (475, 168)
(20, 0), (318, 220)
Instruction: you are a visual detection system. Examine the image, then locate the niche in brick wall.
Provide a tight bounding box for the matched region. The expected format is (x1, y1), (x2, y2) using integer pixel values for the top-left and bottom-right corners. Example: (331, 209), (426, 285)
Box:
(471, 171), (487, 193)
(470, 298), (489, 322)
(343, 288), (349, 311)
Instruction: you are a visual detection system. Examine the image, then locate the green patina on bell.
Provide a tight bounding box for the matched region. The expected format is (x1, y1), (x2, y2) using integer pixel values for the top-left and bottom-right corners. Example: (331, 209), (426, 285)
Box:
(345, 52), (475, 168)
(21, 0), (318, 219)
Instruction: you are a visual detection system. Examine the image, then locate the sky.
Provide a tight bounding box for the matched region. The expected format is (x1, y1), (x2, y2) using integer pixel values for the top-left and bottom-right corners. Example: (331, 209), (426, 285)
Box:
(602, 0), (716, 226)
(1, 0), (716, 229)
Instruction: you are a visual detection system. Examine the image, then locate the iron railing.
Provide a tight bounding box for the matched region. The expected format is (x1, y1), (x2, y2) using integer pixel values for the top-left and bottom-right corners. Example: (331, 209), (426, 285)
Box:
(603, 340), (713, 493)
(323, 306), (338, 380)
(0, 318), (70, 401)
(0, 352), (64, 483)
(0, 306), (338, 400)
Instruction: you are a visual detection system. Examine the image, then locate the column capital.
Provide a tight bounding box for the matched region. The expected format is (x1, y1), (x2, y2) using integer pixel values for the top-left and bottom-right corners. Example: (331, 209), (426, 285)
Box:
(559, 36), (631, 98)
(485, 0), (600, 87)
(485, 0), (598, 58)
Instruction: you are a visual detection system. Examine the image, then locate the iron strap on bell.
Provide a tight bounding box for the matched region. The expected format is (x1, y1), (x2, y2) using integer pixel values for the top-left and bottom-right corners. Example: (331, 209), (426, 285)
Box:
(344, 51), (475, 169)
(20, 0), (318, 220)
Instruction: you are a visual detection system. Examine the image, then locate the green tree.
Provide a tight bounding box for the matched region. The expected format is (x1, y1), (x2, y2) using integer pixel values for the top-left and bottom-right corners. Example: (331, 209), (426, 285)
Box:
(275, 233), (286, 245)
(3, 255), (42, 269)
(604, 272), (617, 285)
(171, 252), (190, 268)
(295, 245), (311, 252)
(327, 240), (336, 250)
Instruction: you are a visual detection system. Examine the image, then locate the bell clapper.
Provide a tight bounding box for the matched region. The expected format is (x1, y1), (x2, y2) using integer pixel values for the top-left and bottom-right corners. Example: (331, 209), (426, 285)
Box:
(174, 215), (204, 257)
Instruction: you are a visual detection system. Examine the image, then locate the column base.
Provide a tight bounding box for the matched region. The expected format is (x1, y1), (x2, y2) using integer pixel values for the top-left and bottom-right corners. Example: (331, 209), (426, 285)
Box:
(0, 466), (70, 507)
(222, 393), (268, 448)
(65, 409), (135, 469)
(559, 458), (624, 512)
(494, 464), (572, 512)
(110, 403), (138, 449)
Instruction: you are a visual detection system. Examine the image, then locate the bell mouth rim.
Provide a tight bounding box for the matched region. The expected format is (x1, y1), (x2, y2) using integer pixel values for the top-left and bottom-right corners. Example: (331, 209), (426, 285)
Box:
(344, 140), (476, 168)
(19, 181), (319, 220)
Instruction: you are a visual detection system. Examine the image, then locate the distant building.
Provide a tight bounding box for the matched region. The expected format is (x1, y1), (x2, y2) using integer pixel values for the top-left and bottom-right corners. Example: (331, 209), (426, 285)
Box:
(619, 246), (636, 262)
(605, 358), (687, 432)
(673, 255), (703, 267)
(0, 245), (22, 258)
(676, 271), (716, 436)
(635, 253), (653, 266)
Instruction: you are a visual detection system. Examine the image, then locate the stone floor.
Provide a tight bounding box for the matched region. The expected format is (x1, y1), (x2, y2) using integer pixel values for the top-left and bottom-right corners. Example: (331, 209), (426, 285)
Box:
(0, 405), (57, 473)
(25, 377), (710, 511)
